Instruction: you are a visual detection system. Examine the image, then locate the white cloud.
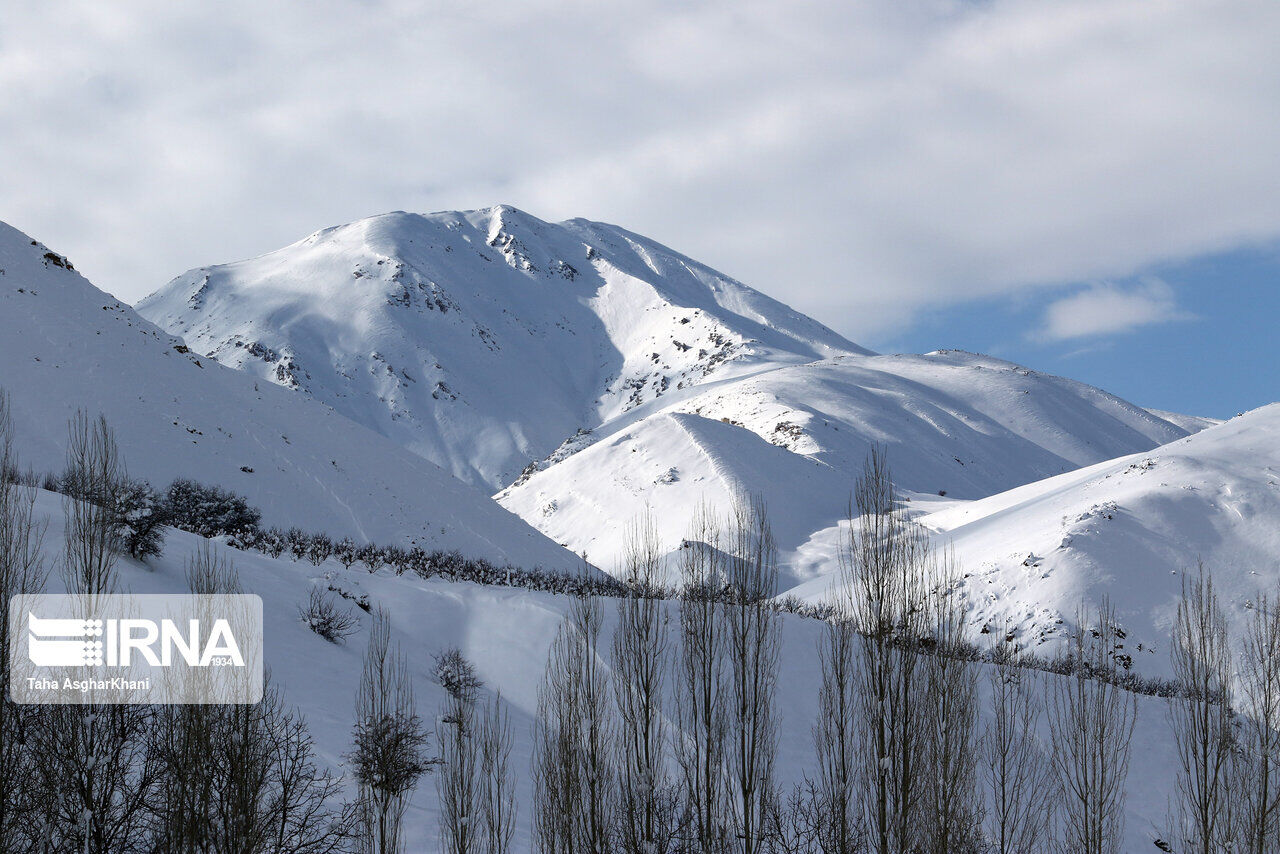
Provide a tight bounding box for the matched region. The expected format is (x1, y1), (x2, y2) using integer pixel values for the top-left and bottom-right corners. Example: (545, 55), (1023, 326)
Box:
(0, 0), (1277, 344)
(1039, 279), (1192, 341)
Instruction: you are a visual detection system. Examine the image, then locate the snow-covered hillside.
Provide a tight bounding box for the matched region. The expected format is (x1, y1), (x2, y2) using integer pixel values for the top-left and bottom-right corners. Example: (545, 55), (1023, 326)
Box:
(138, 206), (862, 490)
(17, 487), (1185, 852)
(790, 404), (1280, 677)
(499, 350), (1195, 582)
(135, 206), (1204, 581)
(0, 221), (580, 568)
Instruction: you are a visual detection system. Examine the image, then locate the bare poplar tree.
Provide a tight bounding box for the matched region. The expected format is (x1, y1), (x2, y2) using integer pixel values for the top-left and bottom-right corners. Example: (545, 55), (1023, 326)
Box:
(477, 693), (516, 854)
(1238, 583), (1280, 854)
(676, 505), (730, 854)
(983, 643), (1054, 854)
(533, 596), (614, 854)
(918, 559), (983, 854)
(1047, 599), (1138, 854)
(813, 611), (858, 854)
(0, 390), (48, 852)
(151, 545), (240, 852)
(436, 648), (482, 854)
(613, 513), (677, 854)
(350, 607), (431, 854)
(845, 449), (930, 854)
(724, 499), (780, 854)
(28, 410), (160, 854)
(60, 410), (122, 596)
(1168, 568), (1236, 853)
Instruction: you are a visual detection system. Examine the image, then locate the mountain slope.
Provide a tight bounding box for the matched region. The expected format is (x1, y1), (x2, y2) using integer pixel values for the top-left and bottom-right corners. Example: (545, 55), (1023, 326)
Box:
(20, 486), (1185, 853)
(0, 220), (580, 567)
(137, 206), (864, 490)
(790, 404), (1280, 676)
(498, 350), (1195, 581)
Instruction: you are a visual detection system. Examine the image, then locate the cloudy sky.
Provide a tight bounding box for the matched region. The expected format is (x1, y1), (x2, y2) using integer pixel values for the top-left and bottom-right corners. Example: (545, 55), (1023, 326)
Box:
(2, 0), (1277, 417)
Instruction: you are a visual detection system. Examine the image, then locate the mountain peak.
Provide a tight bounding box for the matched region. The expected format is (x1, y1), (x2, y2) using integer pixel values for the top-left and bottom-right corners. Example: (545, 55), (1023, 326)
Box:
(138, 208), (864, 489)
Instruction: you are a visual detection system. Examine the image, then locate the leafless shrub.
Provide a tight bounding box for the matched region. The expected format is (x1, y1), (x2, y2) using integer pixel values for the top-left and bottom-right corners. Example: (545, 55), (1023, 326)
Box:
(434, 647), (483, 701)
(301, 586), (360, 643)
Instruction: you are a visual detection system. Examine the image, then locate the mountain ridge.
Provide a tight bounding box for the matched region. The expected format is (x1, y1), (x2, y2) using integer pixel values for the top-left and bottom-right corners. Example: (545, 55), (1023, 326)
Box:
(0, 218), (583, 568)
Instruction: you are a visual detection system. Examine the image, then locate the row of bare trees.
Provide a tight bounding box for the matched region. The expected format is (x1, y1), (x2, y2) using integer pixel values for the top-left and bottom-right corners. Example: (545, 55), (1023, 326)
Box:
(527, 499), (785, 854)
(0, 402), (349, 853)
(1164, 568), (1280, 853)
(519, 449), (1280, 854)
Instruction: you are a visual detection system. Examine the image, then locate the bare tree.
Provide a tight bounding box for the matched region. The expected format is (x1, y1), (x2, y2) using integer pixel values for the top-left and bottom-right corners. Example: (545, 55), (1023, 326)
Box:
(0, 390), (48, 852)
(150, 545), (240, 852)
(1168, 568), (1236, 853)
(349, 607), (431, 854)
(983, 643), (1054, 854)
(1047, 599), (1138, 854)
(845, 450), (930, 854)
(149, 549), (346, 854)
(533, 596), (614, 854)
(613, 513), (677, 854)
(764, 781), (827, 854)
(26, 410), (160, 854)
(436, 648), (483, 854)
(676, 505), (730, 854)
(918, 559), (983, 854)
(813, 614), (858, 854)
(477, 693), (516, 854)
(1237, 583), (1280, 854)
(60, 410), (122, 596)
(205, 675), (347, 854)
(724, 499), (780, 854)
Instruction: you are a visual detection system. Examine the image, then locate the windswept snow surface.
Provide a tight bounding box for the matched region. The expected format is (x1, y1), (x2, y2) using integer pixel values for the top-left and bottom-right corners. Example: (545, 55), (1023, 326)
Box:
(0, 221), (581, 568)
(138, 206), (862, 491)
(21, 488), (1186, 852)
(791, 404), (1280, 677)
(499, 350), (1194, 584)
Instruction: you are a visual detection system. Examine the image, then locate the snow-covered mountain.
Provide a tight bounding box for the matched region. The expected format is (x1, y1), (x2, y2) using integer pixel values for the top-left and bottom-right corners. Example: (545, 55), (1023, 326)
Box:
(136, 206), (1201, 579)
(924, 404), (1280, 675)
(0, 220), (580, 567)
(138, 206), (862, 491)
(788, 404), (1280, 676)
(498, 350), (1196, 581)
